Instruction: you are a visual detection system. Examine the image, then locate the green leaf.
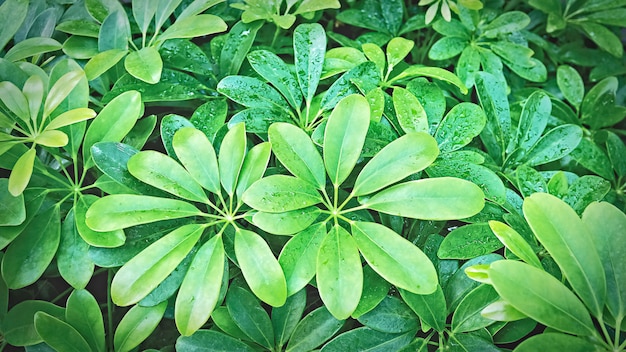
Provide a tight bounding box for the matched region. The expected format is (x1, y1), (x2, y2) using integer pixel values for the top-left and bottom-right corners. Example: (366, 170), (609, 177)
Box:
(579, 21), (623, 58)
(236, 142), (271, 199)
(34, 312), (91, 352)
(581, 201), (626, 321)
(272, 289), (306, 350)
(218, 122), (246, 196)
(235, 228), (287, 307)
(562, 175), (610, 214)
(456, 45), (481, 88)
(523, 124), (582, 166)
(294, 0), (340, 14)
(361, 178), (485, 220)
(488, 221), (542, 269)
(294, 23), (326, 105)
(570, 138), (613, 180)
(475, 72), (510, 164)
(243, 175), (323, 213)
(0, 0), (29, 50)
(66, 289), (106, 352)
(386, 37), (414, 69)
(392, 66), (468, 94)
(84, 48), (128, 81)
(0, 81), (29, 122)
(128, 151), (209, 202)
(606, 131), (626, 178)
(85, 0), (125, 22)
(510, 90), (551, 154)
(556, 65), (584, 110)
(22, 75), (43, 124)
(352, 267), (390, 319)
(4, 37), (62, 62)
(515, 332), (599, 352)
(362, 43), (386, 76)
(46, 108), (96, 130)
(98, 9), (130, 51)
(58, 210), (95, 288)
(2, 205), (60, 289)
(286, 306), (345, 352)
(435, 102), (486, 153)
(176, 234), (224, 336)
(7, 148), (36, 196)
(114, 301), (167, 352)
(86, 195), (202, 231)
(481, 300), (527, 322)
(352, 221), (437, 294)
(4, 300), (64, 347)
(83, 90), (142, 166)
(321, 327), (413, 352)
(124, 47), (162, 84)
(393, 87), (428, 134)
(279, 223), (327, 296)
(483, 11), (530, 38)
(34, 130), (68, 147)
(487, 260), (595, 335)
(400, 285), (447, 332)
(523, 193), (606, 317)
(248, 50), (303, 110)
(268, 122), (326, 189)
(357, 295), (418, 333)
(253, 207), (321, 236)
(154, 0), (183, 31)
(515, 165), (547, 197)
(0, 178), (25, 225)
(178, 0), (225, 20)
(354, 132), (438, 196)
(218, 78), (289, 112)
(321, 62), (380, 111)
(157, 14), (227, 42)
(317, 225), (363, 320)
(452, 284), (499, 332)
(171, 127), (220, 194)
(438, 223), (503, 259)
(219, 21), (262, 77)
(429, 36), (468, 60)
(111, 224), (203, 306)
(226, 285), (275, 350)
(323, 94), (370, 186)
(176, 330), (255, 351)
(44, 69), (85, 118)
(132, 0), (157, 35)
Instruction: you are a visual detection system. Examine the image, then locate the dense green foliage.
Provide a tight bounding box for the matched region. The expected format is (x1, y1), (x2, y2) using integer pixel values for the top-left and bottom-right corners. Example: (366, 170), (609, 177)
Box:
(0, 0), (625, 350)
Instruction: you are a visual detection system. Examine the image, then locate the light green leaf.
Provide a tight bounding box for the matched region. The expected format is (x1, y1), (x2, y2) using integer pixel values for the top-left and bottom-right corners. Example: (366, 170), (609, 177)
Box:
(323, 94), (370, 185)
(128, 151), (209, 202)
(114, 301), (167, 352)
(0, 81), (29, 122)
(317, 225), (363, 320)
(361, 178), (485, 220)
(243, 175), (323, 213)
(34, 130), (68, 147)
(132, 0), (157, 35)
(268, 122), (325, 189)
(515, 332), (599, 352)
(219, 20), (262, 77)
(510, 90), (551, 154)
(386, 37), (414, 69)
(154, 0), (183, 31)
(4, 37), (62, 62)
(488, 260), (595, 335)
(218, 122), (246, 196)
(362, 43), (386, 76)
(524, 125), (582, 167)
(172, 127), (220, 194)
(294, 23), (326, 104)
(481, 300), (527, 321)
(247, 50), (303, 110)
(579, 21), (623, 58)
(1, 205), (60, 289)
(58, 210), (95, 289)
(0, 178), (25, 226)
(400, 285), (447, 332)
(393, 87), (428, 134)
(34, 312), (91, 352)
(429, 36), (468, 60)
(488, 221), (541, 268)
(523, 192), (606, 317)
(85, 194), (203, 232)
(178, 0), (225, 20)
(557, 65), (584, 110)
(294, 0), (341, 15)
(226, 285), (275, 349)
(581, 201), (626, 321)
(124, 47), (162, 84)
(392, 66), (468, 94)
(451, 284), (499, 332)
(435, 102), (486, 153)
(438, 223), (503, 259)
(176, 234), (224, 336)
(253, 207), (321, 236)
(66, 289), (106, 352)
(279, 223), (327, 296)
(235, 228), (287, 307)
(22, 75), (43, 124)
(111, 224), (203, 306)
(75, 194), (126, 247)
(235, 141), (271, 200)
(46, 108), (96, 130)
(158, 14), (227, 42)
(352, 221), (438, 294)
(83, 90), (142, 165)
(43, 70), (85, 118)
(8, 148), (35, 197)
(84, 49), (128, 81)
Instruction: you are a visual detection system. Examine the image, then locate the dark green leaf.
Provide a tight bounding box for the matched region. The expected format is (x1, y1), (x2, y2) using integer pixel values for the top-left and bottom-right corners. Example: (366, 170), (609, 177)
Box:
(475, 72), (510, 164)
(176, 330), (255, 351)
(400, 285), (447, 332)
(456, 45), (481, 88)
(570, 138), (613, 179)
(34, 312), (91, 352)
(272, 289), (306, 350)
(321, 327), (413, 352)
(226, 285), (274, 350)
(66, 289), (106, 352)
(248, 50), (303, 110)
(523, 124), (582, 166)
(219, 21), (262, 77)
(579, 22), (623, 58)
(0, 178), (25, 225)
(438, 223), (503, 260)
(286, 306), (345, 352)
(4, 300), (64, 347)
(58, 210), (95, 288)
(436, 102), (486, 153)
(0, 0), (29, 50)
(357, 295), (418, 333)
(352, 266), (391, 318)
(98, 9), (130, 51)
(562, 175), (611, 214)
(510, 90), (551, 154)
(279, 223), (327, 296)
(429, 37), (468, 60)
(557, 65), (584, 109)
(452, 284), (499, 332)
(483, 11), (530, 37)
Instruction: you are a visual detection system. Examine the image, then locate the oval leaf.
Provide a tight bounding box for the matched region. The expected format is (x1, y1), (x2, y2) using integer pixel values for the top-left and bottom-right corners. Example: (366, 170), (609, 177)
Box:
(242, 175), (323, 213)
(124, 47), (162, 84)
(114, 301), (167, 352)
(34, 312), (91, 352)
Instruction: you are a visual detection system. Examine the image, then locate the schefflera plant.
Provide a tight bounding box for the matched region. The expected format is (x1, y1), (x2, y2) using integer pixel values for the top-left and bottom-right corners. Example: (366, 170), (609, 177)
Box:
(242, 94), (486, 319)
(85, 122), (284, 336)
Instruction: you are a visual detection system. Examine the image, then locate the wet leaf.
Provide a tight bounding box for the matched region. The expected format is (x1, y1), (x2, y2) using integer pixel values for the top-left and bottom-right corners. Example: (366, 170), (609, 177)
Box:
(124, 47), (162, 84)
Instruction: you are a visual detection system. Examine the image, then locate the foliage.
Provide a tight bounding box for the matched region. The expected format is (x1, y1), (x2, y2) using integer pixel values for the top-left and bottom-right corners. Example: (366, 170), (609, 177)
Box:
(0, 0), (625, 350)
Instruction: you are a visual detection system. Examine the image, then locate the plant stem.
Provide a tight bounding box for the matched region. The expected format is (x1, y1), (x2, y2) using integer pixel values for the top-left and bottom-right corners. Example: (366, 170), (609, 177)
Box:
(107, 269), (115, 350)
